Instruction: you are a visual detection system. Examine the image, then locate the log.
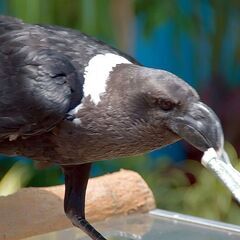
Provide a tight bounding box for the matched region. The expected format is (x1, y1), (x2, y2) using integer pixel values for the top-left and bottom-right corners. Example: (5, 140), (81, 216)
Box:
(0, 169), (155, 240)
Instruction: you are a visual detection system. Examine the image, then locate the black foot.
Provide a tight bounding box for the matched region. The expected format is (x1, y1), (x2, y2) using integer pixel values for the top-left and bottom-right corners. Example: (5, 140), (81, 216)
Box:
(62, 163), (107, 240)
(72, 215), (106, 240)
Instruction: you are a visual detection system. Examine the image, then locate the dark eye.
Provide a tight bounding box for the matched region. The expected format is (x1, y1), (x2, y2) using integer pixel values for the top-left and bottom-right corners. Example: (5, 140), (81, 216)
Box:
(159, 99), (175, 111)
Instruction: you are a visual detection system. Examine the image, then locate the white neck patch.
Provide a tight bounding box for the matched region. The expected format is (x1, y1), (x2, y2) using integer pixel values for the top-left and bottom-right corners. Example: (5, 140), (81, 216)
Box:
(83, 53), (131, 104)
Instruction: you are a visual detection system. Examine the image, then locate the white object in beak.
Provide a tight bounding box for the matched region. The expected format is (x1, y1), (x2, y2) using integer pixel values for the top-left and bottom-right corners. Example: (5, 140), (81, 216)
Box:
(201, 148), (240, 204)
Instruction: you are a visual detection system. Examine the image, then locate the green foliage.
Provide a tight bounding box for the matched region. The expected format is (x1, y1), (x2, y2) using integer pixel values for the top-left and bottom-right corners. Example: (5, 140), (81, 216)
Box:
(28, 164), (63, 187)
(5, 0), (115, 43)
(135, 0), (201, 38)
(144, 142), (240, 225)
(135, 0), (240, 87)
(0, 158), (63, 196)
(0, 160), (33, 196)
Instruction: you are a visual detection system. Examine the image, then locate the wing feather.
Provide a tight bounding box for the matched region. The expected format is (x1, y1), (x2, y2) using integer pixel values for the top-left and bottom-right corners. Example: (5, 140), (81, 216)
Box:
(0, 46), (83, 140)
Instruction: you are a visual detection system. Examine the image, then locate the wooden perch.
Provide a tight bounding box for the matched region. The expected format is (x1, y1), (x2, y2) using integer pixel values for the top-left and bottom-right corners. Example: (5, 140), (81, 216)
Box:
(0, 169), (155, 240)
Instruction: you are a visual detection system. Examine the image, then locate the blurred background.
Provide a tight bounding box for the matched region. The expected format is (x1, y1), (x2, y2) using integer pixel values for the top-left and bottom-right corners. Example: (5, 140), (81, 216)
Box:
(0, 0), (240, 225)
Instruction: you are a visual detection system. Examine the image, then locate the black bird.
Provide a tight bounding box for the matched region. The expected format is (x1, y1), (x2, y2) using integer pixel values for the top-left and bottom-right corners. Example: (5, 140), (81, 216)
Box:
(0, 16), (223, 240)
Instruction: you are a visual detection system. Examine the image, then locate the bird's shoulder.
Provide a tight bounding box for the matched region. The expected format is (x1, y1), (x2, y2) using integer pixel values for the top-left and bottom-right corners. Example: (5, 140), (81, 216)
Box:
(0, 45), (83, 141)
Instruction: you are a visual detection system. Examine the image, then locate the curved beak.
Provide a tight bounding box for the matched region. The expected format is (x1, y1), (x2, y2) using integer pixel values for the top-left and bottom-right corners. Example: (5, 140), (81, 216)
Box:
(170, 102), (224, 152)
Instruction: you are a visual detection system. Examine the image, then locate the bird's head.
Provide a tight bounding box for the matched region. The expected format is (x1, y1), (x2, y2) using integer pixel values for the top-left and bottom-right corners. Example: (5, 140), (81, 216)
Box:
(104, 64), (224, 153)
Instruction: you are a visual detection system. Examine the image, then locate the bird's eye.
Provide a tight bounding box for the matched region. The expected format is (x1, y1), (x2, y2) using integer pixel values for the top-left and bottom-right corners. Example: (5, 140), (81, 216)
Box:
(159, 99), (175, 111)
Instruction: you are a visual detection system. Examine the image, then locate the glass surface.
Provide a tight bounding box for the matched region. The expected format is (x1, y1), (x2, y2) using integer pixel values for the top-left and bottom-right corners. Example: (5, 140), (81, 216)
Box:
(25, 209), (240, 240)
